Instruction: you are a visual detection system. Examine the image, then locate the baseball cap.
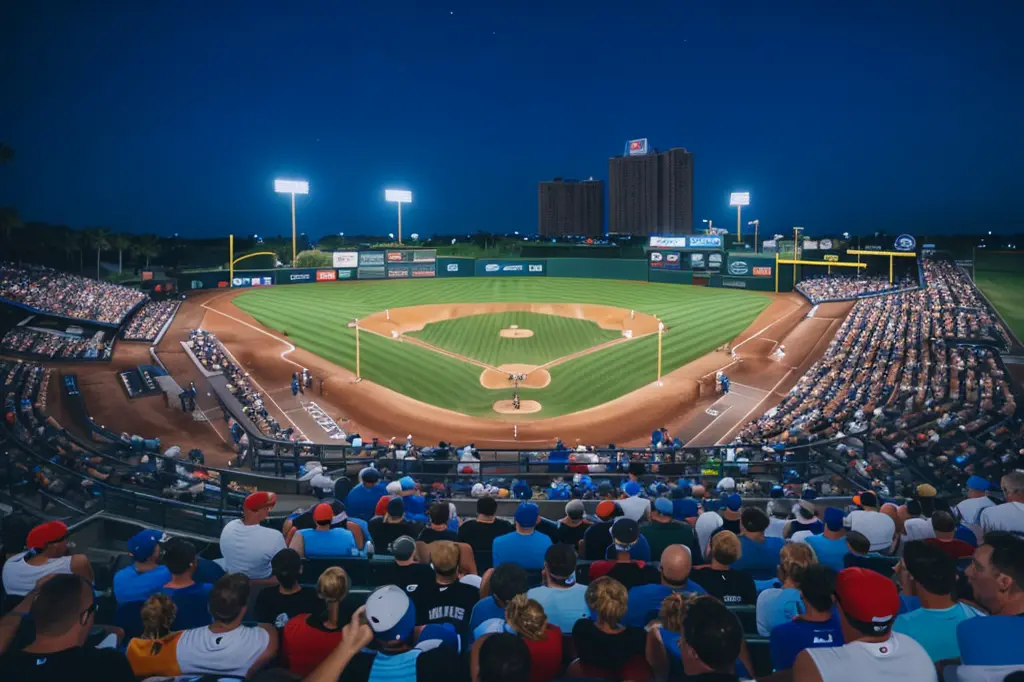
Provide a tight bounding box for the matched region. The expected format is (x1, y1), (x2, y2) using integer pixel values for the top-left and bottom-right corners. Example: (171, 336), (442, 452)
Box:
(966, 476), (989, 492)
(390, 535), (417, 561)
(835, 567), (900, 631)
(386, 481), (402, 495)
(611, 518), (639, 545)
(514, 502), (540, 528)
(399, 476), (416, 491)
(360, 467), (380, 483)
(365, 585), (416, 642)
(794, 499), (818, 523)
(725, 493), (743, 512)
(654, 498), (673, 515)
(565, 499), (585, 520)
(244, 491), (277, 512)
(770, 485), (784, 499)
(387, 497), (405, 518)
(717, 477), (736, 491)
(544, 544), (578, 584)
(854, 491), (878, 509)
(375, 496), (391, 517)
(623, 481), (642, 497)
(596, 500), (617, 520)
(677, 498), (699, 519)
(26, 520), (68, 550)
(597, 482), (614, 497)
(313, 503), (334, 523)
(128, 529), (167, 561)
(824, 506), (846, 532)
(418, 623), (460, 653)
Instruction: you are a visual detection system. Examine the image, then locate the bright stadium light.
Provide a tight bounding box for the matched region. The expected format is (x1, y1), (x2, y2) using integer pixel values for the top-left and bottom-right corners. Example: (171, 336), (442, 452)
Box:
(729, 192), (750, 244)
(410, 233), (419, 240)
(385, 189), (413, 245)
(274, 178), (310, 265)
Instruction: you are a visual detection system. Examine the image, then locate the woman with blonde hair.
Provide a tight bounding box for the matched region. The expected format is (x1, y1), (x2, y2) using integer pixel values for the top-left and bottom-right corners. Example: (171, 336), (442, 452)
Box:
(570, 577), (652, 681)
(125, 594), (183, 678)
(755, 541), (818, 635)
(645, 592), (688, 682)
(504, 594), (562, 682)
(281, 566), (350, 677)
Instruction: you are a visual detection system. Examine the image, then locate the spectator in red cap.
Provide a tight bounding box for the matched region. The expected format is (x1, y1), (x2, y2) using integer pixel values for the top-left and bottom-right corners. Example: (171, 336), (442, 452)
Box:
(789, 567), (936, 681)
(2, 520), (92, 598)
(218, 491), (285, 580)
(290, 503), (359, 558)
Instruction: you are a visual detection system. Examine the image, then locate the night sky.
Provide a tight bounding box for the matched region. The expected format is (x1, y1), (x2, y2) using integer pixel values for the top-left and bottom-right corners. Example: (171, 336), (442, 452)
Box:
(2, 1), (1022, 239)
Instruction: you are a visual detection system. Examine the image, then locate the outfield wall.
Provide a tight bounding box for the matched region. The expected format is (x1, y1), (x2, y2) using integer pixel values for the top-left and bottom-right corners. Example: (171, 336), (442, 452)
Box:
(547, 258), (648, 280)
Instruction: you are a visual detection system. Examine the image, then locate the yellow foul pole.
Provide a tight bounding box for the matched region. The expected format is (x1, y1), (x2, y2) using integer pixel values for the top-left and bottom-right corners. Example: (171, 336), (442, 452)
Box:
(774, 252), (779, 293)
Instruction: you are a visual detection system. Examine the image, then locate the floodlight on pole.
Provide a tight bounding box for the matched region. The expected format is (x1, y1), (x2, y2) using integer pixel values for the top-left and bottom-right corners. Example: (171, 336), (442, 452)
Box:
(384, 189), (413, 245)
(274, 179), (309, 266)
(702, 218), (714, 235)
(729, 192), (750, 243)
(747, 219), (760, 254)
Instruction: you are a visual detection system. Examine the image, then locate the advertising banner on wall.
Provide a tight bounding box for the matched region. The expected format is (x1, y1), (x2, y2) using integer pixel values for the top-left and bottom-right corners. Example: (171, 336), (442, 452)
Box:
(336, 269), (354, 280)
(475, 260), (546, 276)
(284, 269), (315, 283)
(316, 269), (337, 281)
(690, 253), (705, 268)
(436, 258), (474, 277)
(358, 252), (386, 266)
(664, 252), (681, 270)
(649, 251), (665, 268)
(332, 252), (358, 268)
(231, 275), (274, 287)
(410, 263), (435, 278)
(752, 266), (773, 277)
(357, 266), (386, 280)
(386, 249), (437, 264)
(387, 265), (411, 278)
(707, 253), (723, 270)
(649, 235), (724, 250)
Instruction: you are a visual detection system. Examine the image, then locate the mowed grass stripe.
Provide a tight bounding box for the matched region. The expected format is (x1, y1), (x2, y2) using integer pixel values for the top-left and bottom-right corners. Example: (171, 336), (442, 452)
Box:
(974, 271), (1024, 343)
(232, 278), (772, 417)
(408, 311), (619, 366)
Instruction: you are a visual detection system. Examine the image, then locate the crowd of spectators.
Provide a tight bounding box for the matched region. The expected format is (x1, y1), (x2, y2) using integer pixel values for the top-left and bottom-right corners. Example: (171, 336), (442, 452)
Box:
(1, 328), (113, 360)
(796, 273), (918, 304)
(922, 260), (1011, 347)
(0, 264), (146, 324)
(122, 300), (180, 341)
(188, 329), (296, 441)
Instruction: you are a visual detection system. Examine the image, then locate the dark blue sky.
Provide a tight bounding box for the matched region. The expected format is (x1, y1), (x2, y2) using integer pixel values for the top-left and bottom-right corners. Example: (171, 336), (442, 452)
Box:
(2, 1), (1022, 239)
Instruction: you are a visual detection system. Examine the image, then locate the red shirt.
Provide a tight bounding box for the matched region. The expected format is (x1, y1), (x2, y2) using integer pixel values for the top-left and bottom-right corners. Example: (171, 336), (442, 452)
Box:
(281, 613), (344, 677)
(523, 624), (563, 682)
(925, 538), (975, 560)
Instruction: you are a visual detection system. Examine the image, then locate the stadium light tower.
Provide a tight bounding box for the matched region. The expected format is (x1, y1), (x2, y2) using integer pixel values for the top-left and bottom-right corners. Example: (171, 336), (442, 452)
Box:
(384, 189), (412, 245)
(747, 219), (760, 254)
(702, 218), (714, 235)
(274, 179), (309, 266)
(729, 192), (750, 244)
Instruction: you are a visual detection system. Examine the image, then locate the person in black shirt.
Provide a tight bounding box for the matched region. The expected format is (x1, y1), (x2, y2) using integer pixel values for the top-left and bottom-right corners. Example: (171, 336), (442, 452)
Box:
(458, 496), (514, 571)
(571, 576), (649, 679)
(581, 500), (621, 560)
(380, 536), (435, 591)
(587, 518), (659, 590)
(555, 499), (591, 550)
(417, 502), (459, 544)
(0, 574), (136, 682)
(680, 596), (745, 681)
(689, 531), (757, 606)
(370, 497), (421, 552)
(254, 548), (321, 627)
(410, 540), (479, 639)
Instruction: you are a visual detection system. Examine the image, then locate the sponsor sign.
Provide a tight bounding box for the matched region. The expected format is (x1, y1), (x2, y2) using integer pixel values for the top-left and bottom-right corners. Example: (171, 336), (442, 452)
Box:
(232, 276), (273, 287)
(503, 264), (523, 272)
(387, 251), (404, 262)
(410, 264), (435, 278)
(358, 251), (385, 266)
(316, 269), (336, 281)
(922, 243), (936, 249)
(862, 244), (883, 251)
(819, 239), (834, 250)
(217, 281), (229, 288)
(691, 253), (705, 268)
(763, 239), (777, 249)
(708, 253), (723, 266)
(688, 235), (723, 249)
(650, 251), (665, 269)
(664, 252), (681, 270)
(477, 260), (545, 276)
(728, 260), (750, 276)
(894, 234), (916, 252)
(650, 236), (688, 249)
(529, 264), (543, 273)
(752, 266), (772, 277)
(722, 278), (747, 288)
(357, 266), (386, 280)
(627, 138), (649, 155)
(332, 251), (358, 268)
(336, 269), (353, 279)
(803, 240), (819, 250)
(823, 254), (839, 262)
(387, 266), (410, 278)
(412, 250), (436, 263)
(191, 280), (204, 289)
(290, 273), (312, 282)
(485, 263), (500, 272)
(447, 263), (459, 272)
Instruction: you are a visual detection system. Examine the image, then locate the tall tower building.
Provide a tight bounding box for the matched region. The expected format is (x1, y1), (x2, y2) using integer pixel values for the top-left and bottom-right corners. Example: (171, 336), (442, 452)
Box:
(538, 178), (604, 238)
(608, 144), (693, 236)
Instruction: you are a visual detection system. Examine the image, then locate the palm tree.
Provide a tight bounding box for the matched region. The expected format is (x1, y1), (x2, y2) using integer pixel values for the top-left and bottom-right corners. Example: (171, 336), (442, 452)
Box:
(0, 143), (13, 165)
(84, 227), (110, 279)
(133, 234), (161, 268)
(108, 233), (131, 273)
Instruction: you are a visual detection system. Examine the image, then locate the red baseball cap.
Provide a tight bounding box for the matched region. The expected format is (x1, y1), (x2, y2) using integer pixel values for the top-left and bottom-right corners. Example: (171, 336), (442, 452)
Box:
(244, 491), (277, 512)
(27, 521), (68, 550)
(313, 503), (334, 523)
(375, 496), (391, 517)
(596, 500), (617, 520)
(835, 567), (900, 631)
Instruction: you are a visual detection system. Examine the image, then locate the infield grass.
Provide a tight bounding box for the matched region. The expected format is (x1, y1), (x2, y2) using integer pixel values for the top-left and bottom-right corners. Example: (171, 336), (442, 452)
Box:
(407, 311), (620, 366)
(232, 278), (771, 418)
(974, 270), (1024, 344)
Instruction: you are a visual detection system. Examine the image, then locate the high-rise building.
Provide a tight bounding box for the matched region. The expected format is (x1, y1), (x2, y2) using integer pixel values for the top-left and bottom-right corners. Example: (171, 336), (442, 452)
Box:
(538, 178), (604, 238)
(608, 146), (693, 236)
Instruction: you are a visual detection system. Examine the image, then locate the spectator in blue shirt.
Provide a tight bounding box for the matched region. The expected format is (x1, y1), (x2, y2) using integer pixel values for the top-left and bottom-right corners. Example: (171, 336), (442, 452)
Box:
(492, 502), (552, 570)
(769, 564), (844, 671)
(732, 507), (784, 581)
(159, 537), (213, 630)
(804, 507), (848, 572)
(343, 467), (387, 521)
(470, 563), (529, 639)
(623, 544), (706, 627)
(113, 529), (171, 604)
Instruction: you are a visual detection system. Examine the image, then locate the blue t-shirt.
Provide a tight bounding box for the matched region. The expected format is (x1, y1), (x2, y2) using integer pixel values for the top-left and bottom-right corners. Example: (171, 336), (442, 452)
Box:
(161, 582), (213, 630)
(345, 483), (388, 520)
(403, 495), (427, 516)
(492, 531), (552, 570)
(468, 596), (505, 639)
(623, 582), (707, 627)
(804, 534), (849, 573)
(733, 536), (785, 580)
(113, 565), (172, 604)
(893, 602), (983, 662)
(759, 587), (804, 634)
(299, 527), (359, 557)
(526, 584), (590, 633)
(769, 612), (844, 671)
(957, 615), (1024, 666)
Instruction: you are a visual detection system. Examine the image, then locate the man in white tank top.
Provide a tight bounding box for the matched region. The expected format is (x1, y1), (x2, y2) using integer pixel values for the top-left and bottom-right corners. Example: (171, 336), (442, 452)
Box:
(790, 567), (937, 682)
(980, 471), (1024, 536)
(1, 521), (93, 598)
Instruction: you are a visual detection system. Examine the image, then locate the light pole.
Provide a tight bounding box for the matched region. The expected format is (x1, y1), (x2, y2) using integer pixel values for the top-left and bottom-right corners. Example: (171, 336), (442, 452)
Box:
(792, 226), (804, 287)
(747, 220), (760, 254)
(702, 218), (714, 235)
(274, 179), (309, 266)
(384, 189), (412, 245)
(729, 192), (750, 245)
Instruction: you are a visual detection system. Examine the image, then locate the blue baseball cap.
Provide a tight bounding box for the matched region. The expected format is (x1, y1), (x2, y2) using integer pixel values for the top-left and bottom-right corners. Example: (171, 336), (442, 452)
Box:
(677, 498), (700, 519)
(418, 623), (461, 653)
(128, 529), (167, 561)
(770, 485), (784, 499)
(726, 493), (743, 512)
(966, 476), (989, 492)
(514, 502), (540, 528)
(399, 476), (416, 491)
(365, 585), (416, 642)
(654, 498), (674, 515)
(624, 481), (643, 497)
(824, 507), (846, 532)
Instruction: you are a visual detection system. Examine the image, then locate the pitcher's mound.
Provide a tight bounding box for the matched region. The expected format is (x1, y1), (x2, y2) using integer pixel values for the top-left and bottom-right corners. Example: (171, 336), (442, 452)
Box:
(500, 325), (534, 338)
(480, 364), (551, 389)
(493, 400), (542, 414)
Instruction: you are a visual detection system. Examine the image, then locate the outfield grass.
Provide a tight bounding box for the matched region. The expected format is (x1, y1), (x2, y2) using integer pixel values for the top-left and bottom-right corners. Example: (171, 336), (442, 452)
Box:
(232, 278), (772, 418)
(975, 270), (1024, 344)
(407, 311), (620, 366)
